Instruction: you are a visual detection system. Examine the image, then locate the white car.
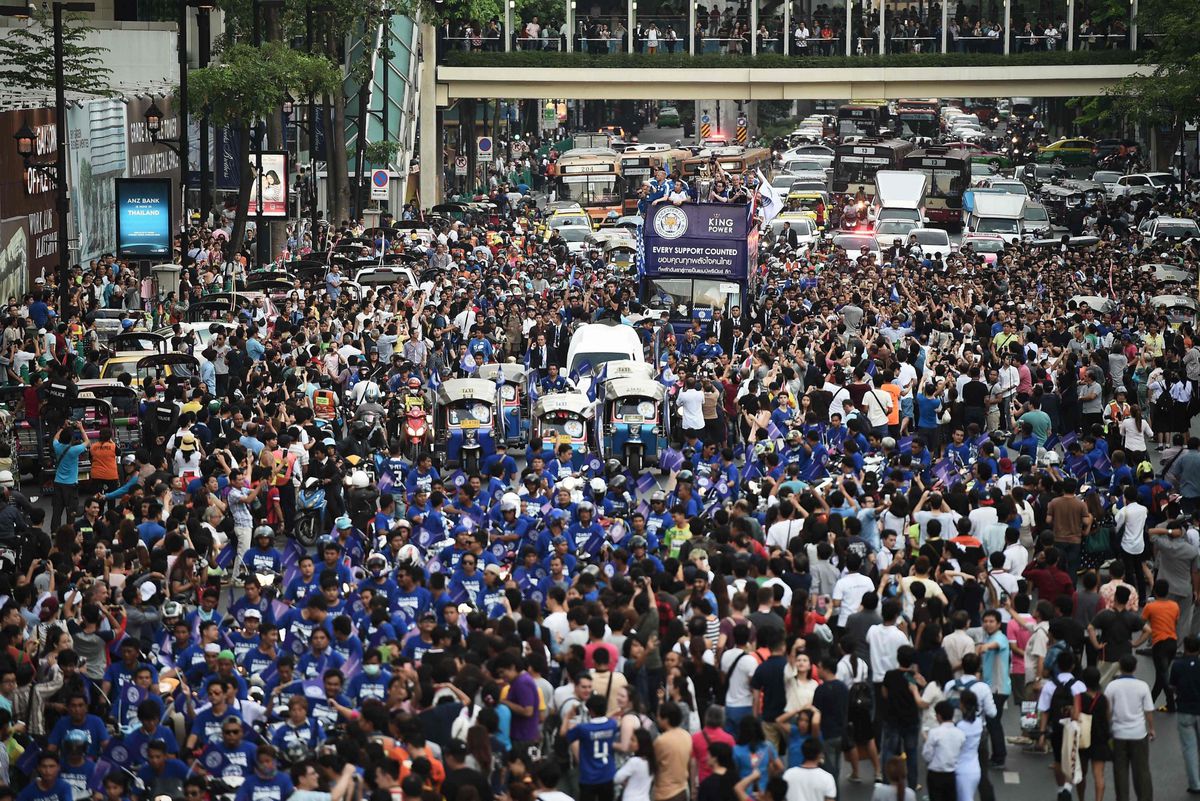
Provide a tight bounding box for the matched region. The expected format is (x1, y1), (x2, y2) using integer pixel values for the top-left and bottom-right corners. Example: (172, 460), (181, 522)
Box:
(769, 215), (817, 248)
(907, 227), (952, 256)
(1144, 216), (1200, 240)
(873, 219), (919, 247)
(556, 225), (593, 254)
(1110, 172), (1174, 199)
(786, 144), (835, 169)
(833, 232), (882, 263)
(951, 127), (988, 142)
(961, 233), (1008, 264)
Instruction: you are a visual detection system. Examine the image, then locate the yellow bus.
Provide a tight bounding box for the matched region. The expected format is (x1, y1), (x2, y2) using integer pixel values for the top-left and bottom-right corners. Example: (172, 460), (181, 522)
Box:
(619, 145), (691, 214)
(554, 147), (626, 224)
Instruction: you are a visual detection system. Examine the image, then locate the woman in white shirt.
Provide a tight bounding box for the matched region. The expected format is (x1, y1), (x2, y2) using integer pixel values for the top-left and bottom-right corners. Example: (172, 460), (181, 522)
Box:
(615, 728), (654, 801)
(1114, 486), (1150, 601)
(1118, 404), (1153, 465)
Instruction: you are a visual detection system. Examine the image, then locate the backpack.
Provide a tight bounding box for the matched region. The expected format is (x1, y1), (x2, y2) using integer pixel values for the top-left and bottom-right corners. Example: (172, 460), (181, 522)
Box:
(1046, 673), (1078, 728)
(847, 667), (873, 715)
(540, 707), (572, 771)
(715, 650), (760, 707)
(944, 677), (980, 716)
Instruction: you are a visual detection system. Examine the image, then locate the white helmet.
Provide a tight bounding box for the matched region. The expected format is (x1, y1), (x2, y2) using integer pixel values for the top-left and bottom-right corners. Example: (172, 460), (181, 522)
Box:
(881, 437), (896, 451)
(500, 492), (521, 513)
(396, 544), (423, 567)
(366, 552), (389, 569)
(589, 477), (606, 495)
(350, 470), (370, 489)
(1043, 451), (1061, 465)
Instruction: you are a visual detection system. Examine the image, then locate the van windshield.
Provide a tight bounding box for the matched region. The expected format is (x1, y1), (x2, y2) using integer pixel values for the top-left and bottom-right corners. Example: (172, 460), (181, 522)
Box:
(569, 352), (637, 374)
(977, 218), (1020, 234)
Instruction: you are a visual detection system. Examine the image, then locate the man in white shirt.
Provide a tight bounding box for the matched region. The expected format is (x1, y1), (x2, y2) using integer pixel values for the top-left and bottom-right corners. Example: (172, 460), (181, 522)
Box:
(922, 701), (965, 800)
(720, 624), (760, 733)
(765, 502), (804, 552)
(866, 600), (909, 684)
(1104, 654), (1155, 801)
(783, 739), (835, 801)
(831, 554), (874, 628)
(676, 376), (706, 439)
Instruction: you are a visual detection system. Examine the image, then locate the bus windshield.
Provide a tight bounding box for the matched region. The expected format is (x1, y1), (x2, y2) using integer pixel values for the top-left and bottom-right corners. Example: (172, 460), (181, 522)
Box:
(833, 155), (889, 186)
(646, 278), (741, 321)
(558, 175), (622, 205)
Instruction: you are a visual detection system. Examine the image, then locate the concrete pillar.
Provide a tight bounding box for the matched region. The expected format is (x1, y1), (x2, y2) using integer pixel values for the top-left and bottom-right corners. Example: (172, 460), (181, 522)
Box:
(567, 0), (574, 51)
(1130, 0), (1137, 50)
(418, 22), (440, 207)
(878, 0), (885, 54)
(941, 0), (947, 51)
(1066, 0), (1074, 50)
(784, 0), (790, 54)
(751, 0), (758, 54)
(690, 0), (696, 53)
(505, 0), (513, 50)
(846, 0), (852, 54)
(628, 0), (635, 52)
(1003, 0), (1010, 54)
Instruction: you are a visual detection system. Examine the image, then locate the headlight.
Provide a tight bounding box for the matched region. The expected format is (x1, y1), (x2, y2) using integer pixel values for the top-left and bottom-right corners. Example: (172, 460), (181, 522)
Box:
(630, 425), (641, 435)
(466, 431), (477, 443)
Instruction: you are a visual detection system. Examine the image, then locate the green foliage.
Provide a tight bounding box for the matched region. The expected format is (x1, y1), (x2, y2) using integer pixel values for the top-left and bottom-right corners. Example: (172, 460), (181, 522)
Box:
(188, 42), (339, 126)
(0, 9), (114, 95)
(1089, 0), (1200, 130)
(442, 48), (1138, 68)
(364, 139), (400, 165)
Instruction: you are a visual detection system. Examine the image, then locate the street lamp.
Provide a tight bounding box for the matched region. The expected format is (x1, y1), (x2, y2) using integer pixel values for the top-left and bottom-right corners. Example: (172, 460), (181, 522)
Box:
(4, 1), (94, 316)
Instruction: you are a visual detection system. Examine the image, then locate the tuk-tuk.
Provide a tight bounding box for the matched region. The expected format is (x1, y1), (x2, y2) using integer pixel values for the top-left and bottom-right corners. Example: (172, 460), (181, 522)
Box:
(104, 331), (169, 355)
(0, 384), (37, 476)
(435, 378), (498, 475)
(478, 363), (530, 447)
(32, 397), (109, 480)
(604, 241), (638, 275)
(1068, 294), (1117, 314)
(91, 309), (151, 343)
(603, 359), (655, 382)
(532, 392), (595, 471)
(599, 377), (667, 475)
(136, 353), (201, 391)
(76, 379), (142, 452)
(1151, 265), (1193, 294)
(1037, 184), (1086, 225)
(1151, 295), (1200, 331)
(185, 299), (239, 323)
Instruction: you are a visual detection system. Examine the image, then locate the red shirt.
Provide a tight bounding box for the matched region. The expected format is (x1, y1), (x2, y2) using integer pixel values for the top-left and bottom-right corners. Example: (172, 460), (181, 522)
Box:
(691, 726), (736, 781)
(1022, 563), (1076, 602)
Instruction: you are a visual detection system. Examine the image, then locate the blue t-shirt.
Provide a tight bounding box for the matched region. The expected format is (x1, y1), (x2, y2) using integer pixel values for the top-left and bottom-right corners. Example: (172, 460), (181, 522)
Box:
(234, 772), (294, 801)
(52, 440), (87, 485)
(565, 717), (620, 784)
(915, 394), (942, 429)
(17, 778), (73, 801)
(48, 714), (109, 757)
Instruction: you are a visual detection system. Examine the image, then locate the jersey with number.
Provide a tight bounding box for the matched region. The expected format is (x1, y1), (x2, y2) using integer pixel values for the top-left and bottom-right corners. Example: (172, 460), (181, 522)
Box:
(566, 717), (620, 784)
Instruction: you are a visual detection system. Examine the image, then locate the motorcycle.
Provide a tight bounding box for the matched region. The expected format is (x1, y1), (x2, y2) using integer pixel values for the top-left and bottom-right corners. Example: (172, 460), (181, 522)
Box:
(295, 476), (328, 547)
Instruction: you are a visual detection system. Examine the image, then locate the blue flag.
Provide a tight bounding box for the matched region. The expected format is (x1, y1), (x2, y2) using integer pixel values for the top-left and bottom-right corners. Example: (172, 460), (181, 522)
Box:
(636, 472), (657, 495)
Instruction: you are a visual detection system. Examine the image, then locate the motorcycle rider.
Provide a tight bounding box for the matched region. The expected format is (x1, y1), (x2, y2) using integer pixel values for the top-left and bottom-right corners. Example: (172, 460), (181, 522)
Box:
(538, 364), (573, 394)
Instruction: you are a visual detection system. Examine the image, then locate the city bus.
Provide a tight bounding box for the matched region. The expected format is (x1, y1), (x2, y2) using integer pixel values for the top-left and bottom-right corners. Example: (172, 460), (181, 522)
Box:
(619, 145), (690, 214)
(837, 101), (890, 138)
(896, 98), (940, 139)
(831, 139), (915, 196)
(679, 146), (773, 198)
(902, 147), (971, 230)
(554, 147), (626, 224)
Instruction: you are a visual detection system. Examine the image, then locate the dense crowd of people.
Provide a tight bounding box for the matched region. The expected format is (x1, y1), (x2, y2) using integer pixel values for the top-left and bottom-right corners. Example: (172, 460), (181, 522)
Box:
(0, 147), (1198, 801)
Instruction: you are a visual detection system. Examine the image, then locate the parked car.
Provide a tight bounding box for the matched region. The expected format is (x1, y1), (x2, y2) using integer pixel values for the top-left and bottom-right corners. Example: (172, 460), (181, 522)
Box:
(1035, 137), (1096, 167)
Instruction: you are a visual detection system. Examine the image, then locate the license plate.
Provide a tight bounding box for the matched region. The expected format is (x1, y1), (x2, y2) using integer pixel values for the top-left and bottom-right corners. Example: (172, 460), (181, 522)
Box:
(624, 415), (643, 423)
(557, 435), (573, 445)
(405, 397), (424, 408)
(461, 419), (480, 429)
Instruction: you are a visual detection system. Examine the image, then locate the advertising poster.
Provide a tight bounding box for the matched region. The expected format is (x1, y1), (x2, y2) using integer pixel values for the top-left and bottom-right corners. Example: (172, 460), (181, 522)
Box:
(0, 107), (59, 299)
(249, 151), (288, 218)
(67, 98), (128, 265)
(642, 202), (752, 279)
(115, 178), (172, 258)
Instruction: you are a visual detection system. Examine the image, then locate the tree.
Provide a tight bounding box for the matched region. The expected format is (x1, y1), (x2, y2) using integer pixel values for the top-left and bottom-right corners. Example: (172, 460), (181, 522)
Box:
(1086, 0), (1200, 185)
(0, 8), (112, 94)
(188, 42), (339, 256)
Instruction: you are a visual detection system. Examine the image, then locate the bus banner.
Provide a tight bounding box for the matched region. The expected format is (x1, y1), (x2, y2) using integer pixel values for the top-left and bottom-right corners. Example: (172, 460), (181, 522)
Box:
(642, 203), (752, 280)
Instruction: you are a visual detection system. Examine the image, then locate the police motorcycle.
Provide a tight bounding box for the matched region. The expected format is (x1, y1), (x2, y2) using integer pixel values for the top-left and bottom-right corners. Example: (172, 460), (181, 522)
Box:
(477, 362), (531, 447)
(388, 376), (434, 461)
(435, 378), (499, 476)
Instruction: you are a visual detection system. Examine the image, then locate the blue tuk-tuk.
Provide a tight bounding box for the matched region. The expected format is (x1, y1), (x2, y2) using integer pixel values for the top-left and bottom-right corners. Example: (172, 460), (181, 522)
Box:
(532, 392), (595, 471)
(602, 359), (655, 382)
(477, 363), (530, 447)
(599, 377), (668, 475)
(435, 378), (499, 475)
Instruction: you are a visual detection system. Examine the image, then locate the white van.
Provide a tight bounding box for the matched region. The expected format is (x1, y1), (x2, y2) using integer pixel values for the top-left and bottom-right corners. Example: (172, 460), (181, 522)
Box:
(565, 320), (646, 376)
(965, 193), (1025, 244)
(872, 170), (929, 228)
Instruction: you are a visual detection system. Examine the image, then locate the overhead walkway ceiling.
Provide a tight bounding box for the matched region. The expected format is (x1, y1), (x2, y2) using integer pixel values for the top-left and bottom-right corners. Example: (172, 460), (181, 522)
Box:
(435, 63), (1154, 102)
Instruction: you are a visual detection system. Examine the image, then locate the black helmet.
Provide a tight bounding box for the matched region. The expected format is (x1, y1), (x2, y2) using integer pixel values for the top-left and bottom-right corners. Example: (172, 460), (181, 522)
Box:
(611, 475), (627, 492)
(676, 469), (695, 483)
(1016, 455), (1033, 473)
(606, 458), (623, 477)
(351, 420), (369, 436)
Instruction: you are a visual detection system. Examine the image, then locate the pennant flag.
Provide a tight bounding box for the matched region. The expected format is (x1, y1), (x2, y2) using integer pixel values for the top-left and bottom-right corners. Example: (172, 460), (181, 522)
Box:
(215, 542), (235, 570)
(302, 679), (326, 699)
(1044, 434), (1060, 450)
(973, 433), (991, 447)
(342, 656), (361, 681)
(636, 500), (650, 518)
(1067, 454), (1091, 477)
(897, 436), (913, 453)
(636, 472), (657, 495)
(755, 168), (784, 226)
(1058, 431), (1077, 449)
(660, 447), (684, 473)
(429, 366), (442, 393)
(767, 421), (784, 440)
(932, 458), (958, 486)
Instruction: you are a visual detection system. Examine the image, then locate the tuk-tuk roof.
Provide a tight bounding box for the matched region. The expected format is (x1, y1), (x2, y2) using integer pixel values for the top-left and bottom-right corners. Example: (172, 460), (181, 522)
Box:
(605, 377), (665, 401)
(534, 392), (595, 417)
(1153, 266), (1193, 284)
(136, 353), (201, 371)
(107, 331), (168, 349)
(436, 378), (498, 404)
(1038, 184), (1083, 198)
(76, 379), (139, 396)
(477, 363), (529, 383)
(1151, 294), (1199, 309)
(602, 360), (655, 381)
(1069, 295), (1117, 313)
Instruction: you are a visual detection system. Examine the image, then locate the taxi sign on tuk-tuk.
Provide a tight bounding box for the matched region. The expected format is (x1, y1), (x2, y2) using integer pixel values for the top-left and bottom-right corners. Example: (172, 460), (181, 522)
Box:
(1151, 294), (1200, 328)
(602, 360), (655, 382)
(136, 353), (201, 387)
(106, 331), (169, 354)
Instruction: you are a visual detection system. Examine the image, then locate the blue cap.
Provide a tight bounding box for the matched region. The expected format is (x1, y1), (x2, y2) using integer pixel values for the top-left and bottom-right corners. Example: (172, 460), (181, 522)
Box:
(551, 535), (567, 545)
(334, 515), (352, 529)
(451, 523), (469, 536)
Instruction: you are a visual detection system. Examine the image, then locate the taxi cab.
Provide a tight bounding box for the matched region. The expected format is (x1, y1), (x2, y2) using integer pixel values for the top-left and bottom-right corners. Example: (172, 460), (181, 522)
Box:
(1035, 138), (1096, 167)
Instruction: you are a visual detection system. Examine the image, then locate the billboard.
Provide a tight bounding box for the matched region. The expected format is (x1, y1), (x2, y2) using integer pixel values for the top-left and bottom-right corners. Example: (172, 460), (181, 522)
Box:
(642, 202), (753, 280)
(115, 178), (172, 258)
(0, 107), (59, 299)
(67, 99), (127, 265)
(249, 151), (288, 218)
